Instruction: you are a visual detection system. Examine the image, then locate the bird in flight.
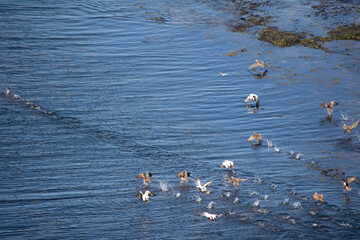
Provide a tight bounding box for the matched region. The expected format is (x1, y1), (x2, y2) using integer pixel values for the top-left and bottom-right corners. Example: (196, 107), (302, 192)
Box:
(320, 101), (338, 115)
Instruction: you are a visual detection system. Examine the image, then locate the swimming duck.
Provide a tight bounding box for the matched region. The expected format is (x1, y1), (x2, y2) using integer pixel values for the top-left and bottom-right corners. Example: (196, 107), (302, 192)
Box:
(136, 190), (156, 202)
(202, 212), (222, 222)
(136, 172), (152, 184)
(220, 160), (234, 169)
(244, 93), (259, 108)
(342, 176), (356, 191)
(342, 119), (360, 134)
(312, 192), (324, 202)
(248, 59), (265, 69)
(176, 171), (191, 183)
(320, 101), (338, 115)
(196, 178), (214, 194)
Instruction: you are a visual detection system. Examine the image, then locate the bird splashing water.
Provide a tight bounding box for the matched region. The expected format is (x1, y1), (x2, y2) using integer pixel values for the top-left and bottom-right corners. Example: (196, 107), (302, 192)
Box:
(159, 180), (169, 192)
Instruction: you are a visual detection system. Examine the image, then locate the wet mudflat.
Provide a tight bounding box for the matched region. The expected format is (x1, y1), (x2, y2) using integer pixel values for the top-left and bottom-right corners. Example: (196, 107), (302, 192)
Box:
(0, 0), (359, 239)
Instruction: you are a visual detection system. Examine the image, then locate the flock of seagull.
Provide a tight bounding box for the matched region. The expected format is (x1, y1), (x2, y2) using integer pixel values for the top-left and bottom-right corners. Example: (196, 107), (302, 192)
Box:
(135, 63), (356, 225)
(135, 60), (358, 222)
(2, 73), (358, 223)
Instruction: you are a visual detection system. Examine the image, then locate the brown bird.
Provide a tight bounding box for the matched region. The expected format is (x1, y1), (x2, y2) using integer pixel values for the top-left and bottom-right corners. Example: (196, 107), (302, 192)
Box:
(320, 101), (338, 115)
(226, 176), (248, 189)
(342, 176), (356, 191)
(342, 119), (360, 134)
(312, 192), (324, 202)
(176, 171), (191, 183)
(136, 172), (152, 184)
(248, 59), (265, 69)
(248, 132), (262, 146)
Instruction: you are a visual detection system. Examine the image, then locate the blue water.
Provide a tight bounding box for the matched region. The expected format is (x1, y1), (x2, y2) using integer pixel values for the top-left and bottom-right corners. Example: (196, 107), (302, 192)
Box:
(1, 0), (359, 239)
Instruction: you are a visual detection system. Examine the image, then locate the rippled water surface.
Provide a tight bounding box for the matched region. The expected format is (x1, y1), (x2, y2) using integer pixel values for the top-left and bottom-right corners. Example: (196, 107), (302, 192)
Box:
(1, 0), (359, 239)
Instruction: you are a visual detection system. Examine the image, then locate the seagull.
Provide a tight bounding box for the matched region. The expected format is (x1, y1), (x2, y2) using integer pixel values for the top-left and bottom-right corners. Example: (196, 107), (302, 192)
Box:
(342, 176), (356, 191)
(248, 132), (262, 146)
(219, 72), (228, 76)
(136, 190), (156, 202)
(342, 119), (360, 134)
(5, 88), (10, 95)
(320, 101), (338, 115)
(202, 212), (222, 222)
(136, 172), (152, 184)
(220, 160), (234, 169)
(248, 59), (265, 69)
(295, 153), (303, 160)
(226, 176), (248, 189)
(196, 178), (214, 194)
(312, 192), (324, 202)
(244, 93), (259, 108)
(176, 171), (190, 183)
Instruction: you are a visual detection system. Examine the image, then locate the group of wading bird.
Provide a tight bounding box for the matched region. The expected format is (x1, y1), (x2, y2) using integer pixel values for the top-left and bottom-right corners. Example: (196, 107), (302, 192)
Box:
(135, 60), (359, 222)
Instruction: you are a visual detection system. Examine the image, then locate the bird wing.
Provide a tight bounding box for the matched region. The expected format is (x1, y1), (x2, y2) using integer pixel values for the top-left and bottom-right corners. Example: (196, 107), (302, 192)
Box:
(244, 96), (251, 103)
(255, 133), (262, 140)
(248, 62), (259, 69)
(136, 191), (143, 198)
(349, 119), (360, 129)
(196, 178), (201, 187)
(185, 171), (190, 177)
(136, 173), (145, 179)
(176, 171), (184, 178)
(146, 172), (152, 178)
(258, 60), (265, 68)
(148, 191), (156, 197)
(239, 178), (248, 182)
(320, 102), (328, 108)
(204, 179), (214, 188)
(347, 176), (356, 184)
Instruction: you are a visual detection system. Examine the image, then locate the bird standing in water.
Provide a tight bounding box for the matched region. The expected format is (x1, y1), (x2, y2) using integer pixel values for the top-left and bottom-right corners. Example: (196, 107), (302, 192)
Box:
(244, 93), (259, 108)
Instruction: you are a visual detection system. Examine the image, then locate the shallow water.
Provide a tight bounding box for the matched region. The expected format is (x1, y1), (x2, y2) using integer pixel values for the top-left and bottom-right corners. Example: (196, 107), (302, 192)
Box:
(0, 0), (359, 239)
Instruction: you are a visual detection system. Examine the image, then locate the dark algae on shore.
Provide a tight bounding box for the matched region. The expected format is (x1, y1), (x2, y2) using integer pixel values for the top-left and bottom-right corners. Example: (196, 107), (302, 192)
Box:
(328, 24), (360, 41)
(258, 27), (302, 47)
(221, 0), (360, 51)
